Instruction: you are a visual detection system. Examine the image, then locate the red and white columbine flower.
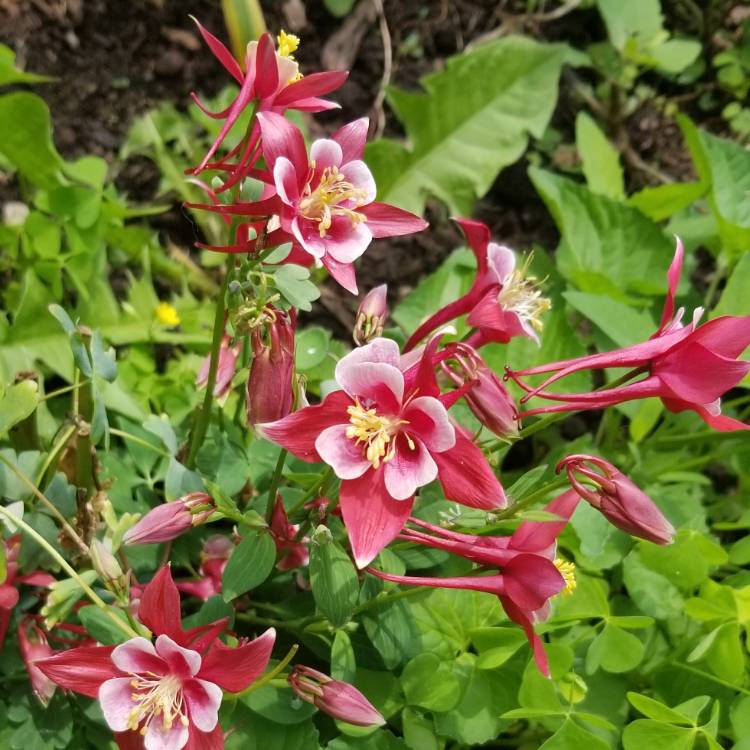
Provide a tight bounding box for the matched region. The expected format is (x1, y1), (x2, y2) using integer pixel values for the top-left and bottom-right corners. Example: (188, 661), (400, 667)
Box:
(259, 337), (506, 568)
(35, 566), (275, 750)
(405, 218), (550, 351)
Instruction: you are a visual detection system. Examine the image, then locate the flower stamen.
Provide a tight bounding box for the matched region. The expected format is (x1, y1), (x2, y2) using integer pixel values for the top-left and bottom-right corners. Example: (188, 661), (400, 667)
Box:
(497, 256), (550, 333)
(554, 558), (577, 596)
(299, 165), (368, 237)
(126, 673), (186, 735)
(346, 400), (406, 469)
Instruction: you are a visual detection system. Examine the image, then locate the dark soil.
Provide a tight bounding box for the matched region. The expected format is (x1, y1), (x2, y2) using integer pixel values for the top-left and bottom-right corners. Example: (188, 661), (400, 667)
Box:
(0, 0), (726, 333)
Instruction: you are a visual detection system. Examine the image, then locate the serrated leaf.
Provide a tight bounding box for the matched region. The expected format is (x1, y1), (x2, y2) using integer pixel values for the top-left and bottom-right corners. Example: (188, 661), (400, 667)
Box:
(222, 531), (276, 601)
(366, 36), (573, 215)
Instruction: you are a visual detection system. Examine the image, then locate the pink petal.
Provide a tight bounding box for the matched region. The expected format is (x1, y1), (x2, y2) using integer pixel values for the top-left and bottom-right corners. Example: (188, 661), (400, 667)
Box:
(139, 566), (184, 642)
(402, 396), (456, 453)
(111, 637), (166, 676)
(315, 424), (371, 479)
(322, 255), (359, 294)
(144, 719), (190, 750)
(291, 97), (342, 112)
(332, 117), (369, 163)
(190, 16), (243, 84)
(342, 160), (376, 203)
(274, 157), (300, 205)
(0, 584), (19, 609)
(434, 432), (507, 509)
(360, 201), (428, 238)
(384, 436), (438, 499)
(254, 33), (280, 100)
(275, 56), (299, 91)
(340, 472), (414, 568)
(99, 677), (136, 732)
(663, 398), (750, 432)
(185, 726), (224, 750)
(310, 138), (343, 171)
(510, 489), (580, 553)
(688, 315), (750, 359)
(274, 71), (349, 108)
(198, 628), (276, 693)
(467, 289), (508, 334)
(500, 597), (550, 677)
(155, 635), (202, 679)
(323, 218), (373, 264)
(453, 217), (490, 273)
(658, 237), (684, 334)
(34, 645), (118, 698)
(486, 243), (516, 284)
(335, 341), (404, 411)
(292, 217), (326, 260)
(502, 554), (564, 611)
(258, 390), (352, 462)
(184, 678), (222, 732)
(257, 111), (308, 177)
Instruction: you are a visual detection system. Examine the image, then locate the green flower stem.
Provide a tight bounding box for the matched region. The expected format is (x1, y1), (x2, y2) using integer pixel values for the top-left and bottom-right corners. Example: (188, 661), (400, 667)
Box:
(35, 423), (77, 486)
(353, 586), (429, 614)
(40, 380), (91, 402)
(0, 505), (138, 639)
(0, 453), (88, 555)
(225, 644), (299, 701)
(266, 449), (288, 521)
(186, 254), (235, 468)
(288, 467), (335, 518)
(109, 428), (172, 458)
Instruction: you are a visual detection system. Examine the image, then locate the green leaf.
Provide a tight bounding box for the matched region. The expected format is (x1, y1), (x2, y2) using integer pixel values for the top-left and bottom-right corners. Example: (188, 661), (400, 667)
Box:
(295, 327), (332, 371)
(622, 550), (685, 620)
(628, 182), (705, 222)
(309, 538), (359, 627)
(688, 622), (745, 685)
(401, 653), (462, 711)
(222, 531), (276, 601)
(714, 253), (750, 318)
(575, 112), (624, 200)
(586, 623), (644, 673)
(77, 606), (131, 646)
(0, 380), (39, 435)
(597, 0), (663, 50)
(366, 37), (573, 215)
(0, 45), (53, 86)
(0, 93), (62, 188)
(470, 626), (527, 669)
(623, 720), (696, 750)
(273, 265), (321, 312)
(164, 458), (204, 500)
(530, 166), (674, 295)
(331, 630), (356, 683)
(627, 692), (696, 724)
(401, 707), (440, 750)
(538, 718), (611, 750)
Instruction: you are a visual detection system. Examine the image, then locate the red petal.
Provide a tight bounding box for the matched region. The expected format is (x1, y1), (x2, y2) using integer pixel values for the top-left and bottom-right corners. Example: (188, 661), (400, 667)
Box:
(360, 202), (427, 239)
(138, 566), (183, 641)
(688, 315), (750, 359)
(254, 33), (279, 100)
(183, 618), (228, 653)
(403, 288), (483, 352)
(657, 238), (684, 334)
(257, 111), (308, 178)
(191, 16), (243, 84)
(199, 628), (275, 693)
(186, 725), (225, 750)
(454, 217), (491, 274)
(501, 597), (550, 677)
(340, 472), (414, 569)
(503, 554), (564, 611)
(0, 583), (19, 609)
(510, 489), (579, 552)
(434, 433), (507, 509)
(331, 117), (368, 163)
(34, 645), (118, 697)
(257, 390), (352, 462)
(322, 255), (358, 294)
(115, 731), (147, 750)
(274, 71), (349, 108)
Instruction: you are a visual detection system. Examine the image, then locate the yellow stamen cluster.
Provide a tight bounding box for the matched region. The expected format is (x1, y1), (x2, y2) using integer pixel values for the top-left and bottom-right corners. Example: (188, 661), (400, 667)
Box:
(346, 400), (408, 469)
(127, 673), (188, 734)
(554, 558), (577, 596)
(277, 30), (300, 59)
(497, 258), (550, 333)
(155, 302), (181, 327)
(299, 165), (368, 237)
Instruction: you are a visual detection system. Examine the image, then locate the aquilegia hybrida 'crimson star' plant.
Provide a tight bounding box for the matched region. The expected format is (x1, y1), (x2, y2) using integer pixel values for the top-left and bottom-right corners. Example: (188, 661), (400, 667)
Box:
(36, 567), (275, 750)
(260, 336), (506, 567)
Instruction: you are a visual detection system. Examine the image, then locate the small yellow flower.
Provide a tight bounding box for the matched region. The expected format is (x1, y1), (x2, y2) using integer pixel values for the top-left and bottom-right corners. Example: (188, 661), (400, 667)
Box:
(155, 302), (181, 327)
(277, 30), (300, 59)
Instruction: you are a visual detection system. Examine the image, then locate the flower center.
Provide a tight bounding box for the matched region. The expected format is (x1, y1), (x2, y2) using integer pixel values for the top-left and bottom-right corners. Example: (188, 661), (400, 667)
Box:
(299, 165), (368, 237)
(128, 673), (189, 735)
(277, 31), (303, 83)
(497, 262), (550, 333)
(346, 400), (408, 469)
(554, 558), (577, 596)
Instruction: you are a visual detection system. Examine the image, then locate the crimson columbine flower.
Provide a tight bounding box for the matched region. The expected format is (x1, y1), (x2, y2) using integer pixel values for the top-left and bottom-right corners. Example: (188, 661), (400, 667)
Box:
(123, 493), (215, 546)
(176, 535), (234, 602)
(558, 454), (675, 545)
(191, 20), (347, 183)
(405, 218), (550, 351)
(369, 490), (580, 675)
(508, 240), (750, 431)
(196, 335), (240, 404)
(35, 566), (276, 750)
(18, 618), (56, 706)
(259, 337), (506, 568)
(270, 495), (309, 571)
(246, 307), (296, 427)
(0, 535), (54, 652)
(288, 665), (385, 727)
(353, 284), (388, 346)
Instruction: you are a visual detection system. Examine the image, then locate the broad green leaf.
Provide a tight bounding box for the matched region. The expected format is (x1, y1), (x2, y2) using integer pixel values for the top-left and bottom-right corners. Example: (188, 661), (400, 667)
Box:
(650, 39), (701, 73)
(366, 37), (573, 215)
(597, 0), (663, 50)
(714, 253), (750, 318)
(402, 653), (462, 711)
(575, 112), (624, 200)
(222, 531), (276, 601)
(586, 624), (644, 673)
(331, 630), (356, 683)
(309, 538), (359, 627)
(401, 707), (440, 750)
(628, 182), (706, 222)
(0, 92), (62, 188)
(622, 550), (685, 620)
(242, 684), (317, 725)
(530, 166), (674, 295)
(362, 592), (418, 670)
(627, 692), (695, 724)
(570, 501), (631, 570)
(164, 458), (204, 500)
(470, 627), (527, 669)
(273, 264), (320, 312)
(538, 718), (611, 750)
(0, 381), (39, 435)
(77, 605), (131, 646)
(688, 622), (745, 685)
(623, 720), (696, 750)
(0, 45), (53, 86)
(295, 327), (332, 371)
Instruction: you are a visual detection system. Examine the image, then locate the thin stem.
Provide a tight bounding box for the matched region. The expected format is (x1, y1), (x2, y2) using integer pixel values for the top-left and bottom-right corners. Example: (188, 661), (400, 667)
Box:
(0, 506), (138, 639)
(0, 453), (88, 555)
(109, 428), (172, 458)
(226, 643), (299, 699)
(288, 467), (335, 518)
(490, 476), (570, 524)
(353, 586), (428, 615)
(40, 380), (90, 402)
(186, 254), (234, 468)
(265, 449), (288, 521)
(35, 423), (76, 485)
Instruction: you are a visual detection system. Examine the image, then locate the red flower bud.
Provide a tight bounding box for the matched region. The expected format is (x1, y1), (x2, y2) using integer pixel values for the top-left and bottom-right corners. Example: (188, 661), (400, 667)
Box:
(18, 618), (56, 706)
(247, 308), (296, 426)
(123, 492), (215, 546)
(557, 455), (675, 545)
(289, 665), (385, 727)
(196, 335), (240, 403)
(353, 284), (388, 345)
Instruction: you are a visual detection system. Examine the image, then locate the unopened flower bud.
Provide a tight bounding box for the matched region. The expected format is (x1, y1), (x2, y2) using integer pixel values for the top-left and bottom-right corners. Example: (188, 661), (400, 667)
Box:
(18, 618), (56, 706)
(123, 492), (215, 546)
(289, 665), (385, 727)
(247, 307), (296, 426)
(196, 335), (240, 404)
(353, 285), (388, 346)
(90, 539), (128, 598)
(557, 455), (675, 545)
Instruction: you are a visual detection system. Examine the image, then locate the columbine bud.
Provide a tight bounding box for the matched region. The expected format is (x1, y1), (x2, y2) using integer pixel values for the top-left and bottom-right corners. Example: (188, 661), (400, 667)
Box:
(557, 455), (675, 545)
(18, 618), (56, 706)
(90, 539), (128, 598)
(123, 492), (215, 546)
(443, 344), (519, 438)
(289, 665), (385, 727)
(247, 308), (296, 426)
(353, 284), (388, 346)
(196, 334), (240, 404)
